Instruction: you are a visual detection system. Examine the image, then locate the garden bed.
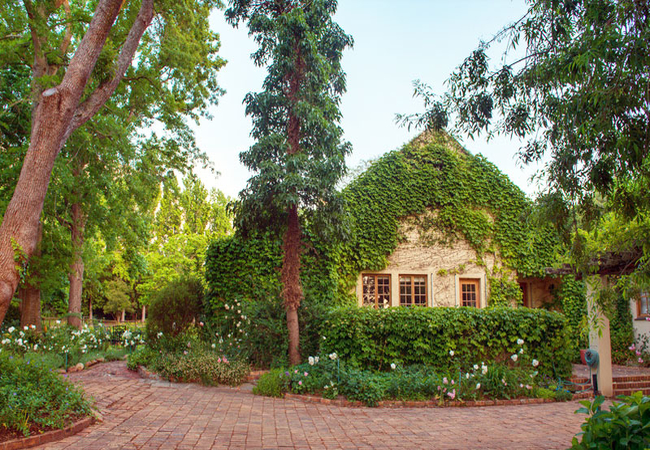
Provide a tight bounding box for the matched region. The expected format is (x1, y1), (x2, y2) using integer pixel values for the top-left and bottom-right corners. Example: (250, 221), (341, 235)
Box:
(0, 417), (95, 450)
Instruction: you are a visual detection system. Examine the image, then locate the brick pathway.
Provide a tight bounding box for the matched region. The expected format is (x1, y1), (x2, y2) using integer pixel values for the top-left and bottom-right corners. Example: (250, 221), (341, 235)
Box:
(37, 361), (587, 449)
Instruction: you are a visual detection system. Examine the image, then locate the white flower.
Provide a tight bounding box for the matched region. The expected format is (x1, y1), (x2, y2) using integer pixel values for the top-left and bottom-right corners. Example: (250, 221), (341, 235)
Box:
(211, 343), (216, 349)
(511, 354), (518, 362)
(308, 356), (315, 366)
(329, 352), (338, 360)
(56, 320), (61, 325)
(449, 350), (454, 357)
(519, 348), (524, 354)
(30, 325), (35, 330)
(481, 365), (488, 375)
(322, 336), (326, 340)
(532, 359), (539, 367)
(473, 364), (479, 370)
(390, 363), (396, 370)
(476, 383), (481, 389)
(157, 332), (163, 338)
(23, 326), (28, 331)
(466, 373), (470, 379)
(517, 338), (524, 345)
(314, 356), (319, 364)
(7, 326), (15, 333)
(225, 304), (230, 310)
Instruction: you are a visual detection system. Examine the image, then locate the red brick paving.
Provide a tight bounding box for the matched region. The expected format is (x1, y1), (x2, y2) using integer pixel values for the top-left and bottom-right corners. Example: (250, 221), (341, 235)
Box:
(35, 361), (588, 449)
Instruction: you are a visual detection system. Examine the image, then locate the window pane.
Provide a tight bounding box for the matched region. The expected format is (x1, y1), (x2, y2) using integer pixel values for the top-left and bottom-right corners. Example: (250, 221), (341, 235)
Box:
(362, 276), (375, 307)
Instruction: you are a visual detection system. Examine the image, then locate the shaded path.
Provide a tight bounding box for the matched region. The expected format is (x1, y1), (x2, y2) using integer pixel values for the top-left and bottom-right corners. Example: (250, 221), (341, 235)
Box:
(38, 361), (586, 449)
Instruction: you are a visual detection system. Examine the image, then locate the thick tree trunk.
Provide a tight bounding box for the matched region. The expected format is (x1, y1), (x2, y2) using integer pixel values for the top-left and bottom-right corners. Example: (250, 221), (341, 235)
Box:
(19, 223), (43, 332)
(0, 0), (154, 326)
(141, 304), (146, 323)
(282, 205), (303, 366)
(121, 310), (125, 323)
(19, 285), (42, 333)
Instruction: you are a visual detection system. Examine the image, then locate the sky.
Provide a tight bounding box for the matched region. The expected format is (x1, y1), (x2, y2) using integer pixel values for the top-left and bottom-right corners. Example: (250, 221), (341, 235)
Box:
(193, 0), (545, 200)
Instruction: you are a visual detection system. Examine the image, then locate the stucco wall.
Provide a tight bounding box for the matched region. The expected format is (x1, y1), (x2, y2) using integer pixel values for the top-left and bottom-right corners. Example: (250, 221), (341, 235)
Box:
(629, 300), (650, 339)
(355, 217), (496, 308)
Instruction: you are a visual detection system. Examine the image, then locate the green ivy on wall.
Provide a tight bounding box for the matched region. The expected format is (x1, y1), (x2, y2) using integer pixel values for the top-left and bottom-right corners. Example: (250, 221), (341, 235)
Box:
(340, 131), (562, 301)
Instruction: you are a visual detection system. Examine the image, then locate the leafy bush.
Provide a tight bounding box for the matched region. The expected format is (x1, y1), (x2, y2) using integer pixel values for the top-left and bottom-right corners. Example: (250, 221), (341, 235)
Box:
(146, 277), (204, 337)
(322, 306), (573, 379)
(253, 369), (287, 397)
(0, 353), (92, 437)
(571, 394), (650, 449)
(127, 342), (249, 387)
(205, 296), (331, 368)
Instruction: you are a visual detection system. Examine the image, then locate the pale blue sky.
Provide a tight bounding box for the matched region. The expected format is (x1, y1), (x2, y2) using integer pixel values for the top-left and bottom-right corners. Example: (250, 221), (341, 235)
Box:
(194, 1), (544, 199)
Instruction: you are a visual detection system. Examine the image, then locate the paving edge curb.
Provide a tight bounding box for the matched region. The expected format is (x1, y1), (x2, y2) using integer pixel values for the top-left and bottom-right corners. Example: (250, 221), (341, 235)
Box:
(284, 393), (593, 408)
(0, 417), (95, 450)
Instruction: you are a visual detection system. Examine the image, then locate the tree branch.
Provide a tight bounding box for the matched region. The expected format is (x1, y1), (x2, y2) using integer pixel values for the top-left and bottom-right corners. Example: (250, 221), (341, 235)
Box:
(66, 0), (155, 139)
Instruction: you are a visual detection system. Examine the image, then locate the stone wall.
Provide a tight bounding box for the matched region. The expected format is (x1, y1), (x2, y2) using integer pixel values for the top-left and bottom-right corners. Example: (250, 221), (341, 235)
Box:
(355, 216), (496, 308)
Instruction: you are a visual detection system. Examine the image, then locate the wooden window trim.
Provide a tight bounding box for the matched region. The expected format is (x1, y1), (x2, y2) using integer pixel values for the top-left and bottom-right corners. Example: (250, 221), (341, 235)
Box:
(637, 291), (650, 318)
(459, 278), (481, 308)
(399, 274), (428, 307)
(362, 273), (391, 309)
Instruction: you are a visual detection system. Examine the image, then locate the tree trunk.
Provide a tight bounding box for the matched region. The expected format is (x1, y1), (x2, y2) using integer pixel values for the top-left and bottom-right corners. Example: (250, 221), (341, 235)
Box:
(19, 223), (43, 333)
(0, 0), (154, 326)
(19, 285), (42, 333)
(282, 205), (302, 366)
(67, 182), (87, 329)
(141, 304), (146, 323)
(121, 309), (125, 323)
(88, 296), (93, 322)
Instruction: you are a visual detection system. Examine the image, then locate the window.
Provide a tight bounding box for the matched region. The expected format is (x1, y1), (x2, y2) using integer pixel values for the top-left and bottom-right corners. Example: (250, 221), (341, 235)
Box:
(400, 275), (427, 307)
(460, 278), (480, 307)
(519, 282), (530, 308)
(638, 291), (650, 317)
(362, 274), (391, 308)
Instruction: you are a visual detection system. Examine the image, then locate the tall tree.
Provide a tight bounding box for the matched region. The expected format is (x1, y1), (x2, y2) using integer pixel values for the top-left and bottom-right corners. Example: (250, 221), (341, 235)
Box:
(0, 0), (224, 325)
(400, 0), (649, 221)
(226, 0), (352, 365)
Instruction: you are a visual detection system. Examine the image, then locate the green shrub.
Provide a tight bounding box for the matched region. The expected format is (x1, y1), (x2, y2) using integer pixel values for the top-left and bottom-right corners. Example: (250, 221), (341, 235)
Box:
(0, 353), (92, 437)
(147, 277), (204, 338)
(126, 347), (157, 371)
(253, 369), (288, 397)
(322, 306), (573, 379)
(571, 394), (650, 449)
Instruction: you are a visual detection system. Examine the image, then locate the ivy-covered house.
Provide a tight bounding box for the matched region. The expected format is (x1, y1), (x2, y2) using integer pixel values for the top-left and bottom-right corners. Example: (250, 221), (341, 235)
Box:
(344, 130), (562, 309)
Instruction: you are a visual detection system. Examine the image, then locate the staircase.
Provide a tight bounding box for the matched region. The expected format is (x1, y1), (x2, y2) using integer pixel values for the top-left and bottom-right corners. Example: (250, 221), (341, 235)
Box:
(568, 374), (650, 397)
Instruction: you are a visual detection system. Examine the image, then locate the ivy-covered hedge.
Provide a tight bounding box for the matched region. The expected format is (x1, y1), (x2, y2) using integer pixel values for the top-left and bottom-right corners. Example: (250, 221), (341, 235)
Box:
(321, 306), (574, 379)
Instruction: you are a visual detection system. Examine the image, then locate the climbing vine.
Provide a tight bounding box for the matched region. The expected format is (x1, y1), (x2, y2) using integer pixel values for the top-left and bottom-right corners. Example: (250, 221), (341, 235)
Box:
(340, 131), (562, 295)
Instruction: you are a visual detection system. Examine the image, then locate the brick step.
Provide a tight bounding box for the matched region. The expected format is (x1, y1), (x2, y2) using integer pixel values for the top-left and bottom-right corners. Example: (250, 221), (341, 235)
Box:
(613, 375), (650, 383)
(613, 381), (650, 390)
(613, 389), (650, 397)
(568, 377), (589, 385)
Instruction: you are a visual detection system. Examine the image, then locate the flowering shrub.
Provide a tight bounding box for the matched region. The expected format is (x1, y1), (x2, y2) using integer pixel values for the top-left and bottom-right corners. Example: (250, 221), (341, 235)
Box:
(255, 343), (551, 406)
(0, 353), (92, 437)
(0, 323), (111, 359)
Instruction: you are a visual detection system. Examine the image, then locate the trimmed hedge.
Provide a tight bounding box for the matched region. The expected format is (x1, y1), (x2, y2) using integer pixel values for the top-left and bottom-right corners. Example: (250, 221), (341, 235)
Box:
(322, 306), (574, 379)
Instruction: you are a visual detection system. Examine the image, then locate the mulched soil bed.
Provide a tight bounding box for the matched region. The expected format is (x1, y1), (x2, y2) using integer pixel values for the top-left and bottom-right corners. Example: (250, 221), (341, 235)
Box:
(0, 416), (94, 450)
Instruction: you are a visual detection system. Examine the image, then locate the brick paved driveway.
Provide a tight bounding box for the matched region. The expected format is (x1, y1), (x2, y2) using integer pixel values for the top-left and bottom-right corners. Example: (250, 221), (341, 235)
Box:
(38, 361), (586, 449)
